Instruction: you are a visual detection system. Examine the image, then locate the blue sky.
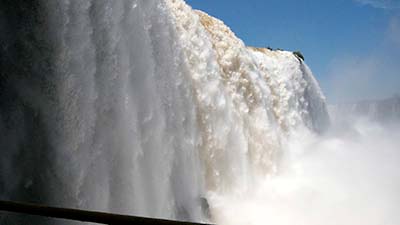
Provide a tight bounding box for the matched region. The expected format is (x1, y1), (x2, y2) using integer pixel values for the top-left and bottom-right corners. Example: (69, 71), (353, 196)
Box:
(186, 0), (400, 103)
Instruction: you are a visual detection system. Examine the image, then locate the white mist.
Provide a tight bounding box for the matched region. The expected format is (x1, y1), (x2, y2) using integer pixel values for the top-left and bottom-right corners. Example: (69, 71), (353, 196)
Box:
(208, 117), (400, 225)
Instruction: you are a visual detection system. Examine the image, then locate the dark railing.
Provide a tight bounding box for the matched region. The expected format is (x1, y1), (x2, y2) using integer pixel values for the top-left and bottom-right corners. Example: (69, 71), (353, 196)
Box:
(0, 200), (212, 225)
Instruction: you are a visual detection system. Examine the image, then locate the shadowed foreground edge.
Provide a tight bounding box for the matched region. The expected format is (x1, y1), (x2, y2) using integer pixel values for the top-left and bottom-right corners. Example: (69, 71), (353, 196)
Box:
(0, 200), (213, 225)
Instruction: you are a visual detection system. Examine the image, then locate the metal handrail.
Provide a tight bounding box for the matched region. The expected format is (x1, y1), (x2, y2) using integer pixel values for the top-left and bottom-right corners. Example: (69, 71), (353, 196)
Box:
(0, 200), (212, 225)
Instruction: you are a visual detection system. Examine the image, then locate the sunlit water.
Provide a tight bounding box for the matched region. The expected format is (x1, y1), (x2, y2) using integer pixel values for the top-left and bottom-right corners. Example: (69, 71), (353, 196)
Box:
(0, 1), (398, 225)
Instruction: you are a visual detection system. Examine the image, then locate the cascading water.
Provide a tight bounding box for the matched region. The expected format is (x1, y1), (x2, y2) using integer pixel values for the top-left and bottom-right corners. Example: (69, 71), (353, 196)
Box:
(1, 0), (207, 223)
(12, 0), (400, 225)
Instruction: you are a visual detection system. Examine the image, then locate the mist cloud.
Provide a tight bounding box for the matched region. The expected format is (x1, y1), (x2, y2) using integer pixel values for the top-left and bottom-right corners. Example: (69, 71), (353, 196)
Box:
(322, 16), (400, 103)
(354, 0), (400, 9)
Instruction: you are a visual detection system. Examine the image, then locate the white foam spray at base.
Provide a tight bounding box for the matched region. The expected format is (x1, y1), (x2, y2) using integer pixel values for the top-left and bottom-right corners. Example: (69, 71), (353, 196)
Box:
(208, 118), (400, 225)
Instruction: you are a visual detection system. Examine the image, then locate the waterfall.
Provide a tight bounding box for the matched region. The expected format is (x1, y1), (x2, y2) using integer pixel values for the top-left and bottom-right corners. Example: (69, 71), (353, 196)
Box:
(0, 0), (329, 224)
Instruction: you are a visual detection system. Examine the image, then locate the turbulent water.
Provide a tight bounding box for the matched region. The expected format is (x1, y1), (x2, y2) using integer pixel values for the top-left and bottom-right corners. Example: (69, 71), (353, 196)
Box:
(1, 0), (398, 225)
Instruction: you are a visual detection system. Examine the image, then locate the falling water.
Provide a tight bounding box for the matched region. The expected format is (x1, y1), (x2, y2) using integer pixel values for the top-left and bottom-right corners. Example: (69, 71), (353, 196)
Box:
(11, 1), (400, 225)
